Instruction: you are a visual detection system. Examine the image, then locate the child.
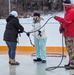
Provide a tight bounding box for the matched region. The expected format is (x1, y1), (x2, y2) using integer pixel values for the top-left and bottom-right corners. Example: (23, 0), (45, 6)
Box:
(30, 12), (47, 63)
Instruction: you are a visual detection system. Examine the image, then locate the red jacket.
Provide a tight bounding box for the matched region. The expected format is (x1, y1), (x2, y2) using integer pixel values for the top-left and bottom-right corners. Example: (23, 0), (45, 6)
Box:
(55, 5), (74, 37)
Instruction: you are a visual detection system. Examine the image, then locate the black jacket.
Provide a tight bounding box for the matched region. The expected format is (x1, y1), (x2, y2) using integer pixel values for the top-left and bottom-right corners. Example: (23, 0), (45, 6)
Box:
(3, 15), (24, 42)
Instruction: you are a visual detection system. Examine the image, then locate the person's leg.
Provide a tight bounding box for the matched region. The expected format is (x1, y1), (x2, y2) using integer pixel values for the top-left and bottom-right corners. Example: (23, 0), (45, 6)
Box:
(10, 42), (17, 59)
(39, 38), (47, 63)
(34, 38), (42, 61)
(6, 41), (17, 59)
(34, 38), (40, 58)
(5, 41), (19, 65)
(65, 38), (71, 67)
(65, 37), (74, 69)
(69, 38), (74, 67)
(5, 41), (11, 62)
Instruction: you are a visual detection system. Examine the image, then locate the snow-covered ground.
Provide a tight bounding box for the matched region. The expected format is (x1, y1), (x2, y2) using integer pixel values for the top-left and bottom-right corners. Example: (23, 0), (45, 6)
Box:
(0, 12), (64, 25)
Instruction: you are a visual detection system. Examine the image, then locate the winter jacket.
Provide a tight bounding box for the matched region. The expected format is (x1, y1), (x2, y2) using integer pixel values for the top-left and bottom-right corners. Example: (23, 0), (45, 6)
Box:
(55, 5), (74, 37)
(3, 15), (24, 42)
(31, 18), (46, 39)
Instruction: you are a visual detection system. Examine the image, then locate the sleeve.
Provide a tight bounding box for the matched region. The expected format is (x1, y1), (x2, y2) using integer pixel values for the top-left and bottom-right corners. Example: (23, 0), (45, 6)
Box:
(54, 11), (74, 25)
(39, 19), (45, 32)
(13, 18), (24, 33)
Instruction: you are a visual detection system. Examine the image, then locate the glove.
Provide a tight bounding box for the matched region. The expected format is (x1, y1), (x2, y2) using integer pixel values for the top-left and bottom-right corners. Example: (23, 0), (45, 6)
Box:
(53, 16), (56, 19)
(26, 32), (30, 37)
(51, 14), (56, 18)
(38, 30), (41, 34)
(59, 28), (64, 33)
(38, 30), (42, 37)
(53, 16), (57, 19)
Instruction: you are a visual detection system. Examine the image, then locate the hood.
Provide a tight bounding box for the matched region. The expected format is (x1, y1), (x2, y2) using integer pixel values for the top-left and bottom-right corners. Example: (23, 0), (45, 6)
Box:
(6, 15), (15, 22)
(65, 5), (72, 12)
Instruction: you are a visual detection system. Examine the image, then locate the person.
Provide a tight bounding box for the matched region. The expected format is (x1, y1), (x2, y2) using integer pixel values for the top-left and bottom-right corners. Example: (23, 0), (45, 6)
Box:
(3, 11), (24, 65)
(27, 12), (47, 63)
(54, 0), (74, 69)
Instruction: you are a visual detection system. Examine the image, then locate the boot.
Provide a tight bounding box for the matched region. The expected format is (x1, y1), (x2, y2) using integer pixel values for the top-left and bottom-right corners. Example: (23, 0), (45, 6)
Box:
(9, 59), (20, 65)
(65, 66), (74, 70)
(33, 58), (42, 62)
(42, 60), (46, 63)
(9, 58), (11, 64)
(64, 63), (70, 67)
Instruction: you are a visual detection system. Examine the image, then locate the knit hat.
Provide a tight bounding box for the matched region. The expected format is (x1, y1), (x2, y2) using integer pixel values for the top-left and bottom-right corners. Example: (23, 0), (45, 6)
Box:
(63, 0), (71, 5)
(33, 12), (40, 17)
(10, 11), (18, 17)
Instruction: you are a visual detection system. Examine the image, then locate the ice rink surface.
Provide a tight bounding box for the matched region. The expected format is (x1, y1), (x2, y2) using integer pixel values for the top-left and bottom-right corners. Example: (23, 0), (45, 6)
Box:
(0, 55), (74, 75)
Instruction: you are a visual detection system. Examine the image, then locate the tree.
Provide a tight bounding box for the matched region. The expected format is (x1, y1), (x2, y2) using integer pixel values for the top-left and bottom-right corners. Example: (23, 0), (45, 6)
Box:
(0, 0), (9, 18)
(0, 0), (64, 18)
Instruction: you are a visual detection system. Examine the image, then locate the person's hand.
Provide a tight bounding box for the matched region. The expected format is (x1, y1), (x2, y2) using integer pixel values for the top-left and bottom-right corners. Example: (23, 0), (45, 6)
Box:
(54, 16), (56, 19)
(38, 30), (42, 37)
(59, 28), (64, 33)
(52, 15), (56, 19)
(38, 30), (41, 34)
(26, 32), (30, 37)
(51, 14), (56, 18)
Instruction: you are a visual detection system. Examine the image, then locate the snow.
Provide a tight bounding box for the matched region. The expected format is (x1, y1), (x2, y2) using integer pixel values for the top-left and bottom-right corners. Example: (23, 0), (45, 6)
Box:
(0, 12), (64, 25)
(71, 0), (74, 5)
